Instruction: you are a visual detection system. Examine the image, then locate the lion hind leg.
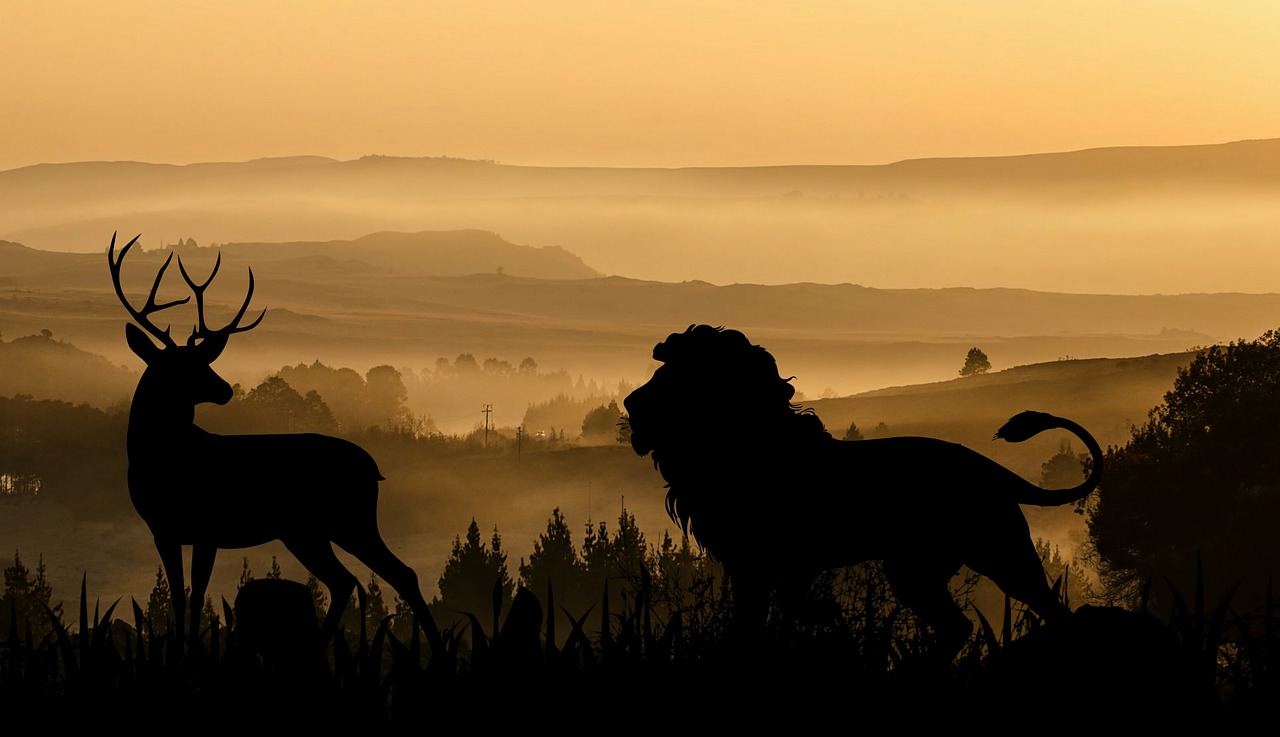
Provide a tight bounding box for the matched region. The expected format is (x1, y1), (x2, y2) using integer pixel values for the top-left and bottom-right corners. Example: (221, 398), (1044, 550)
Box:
(973, 544), (1072, 626)
(883, 559), (973, 659)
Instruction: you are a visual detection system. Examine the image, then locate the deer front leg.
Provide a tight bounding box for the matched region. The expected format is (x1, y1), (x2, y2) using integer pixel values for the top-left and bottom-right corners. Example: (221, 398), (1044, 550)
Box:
(156, 538), (186, 640)
(189, 544), (217, 645)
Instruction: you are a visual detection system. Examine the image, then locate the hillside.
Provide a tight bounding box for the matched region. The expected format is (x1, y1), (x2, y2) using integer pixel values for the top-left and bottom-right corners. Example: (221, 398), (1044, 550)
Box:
(812, 351), (1190, 464)
(0, 229), (599, 283)
(0, 330), (136, 407)
(1, 238), (1274, 417)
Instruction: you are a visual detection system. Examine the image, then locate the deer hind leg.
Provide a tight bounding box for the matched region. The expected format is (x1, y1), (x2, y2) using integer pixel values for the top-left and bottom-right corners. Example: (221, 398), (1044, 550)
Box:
(338, 530), (440, 644)
(283, 538), (359, 646)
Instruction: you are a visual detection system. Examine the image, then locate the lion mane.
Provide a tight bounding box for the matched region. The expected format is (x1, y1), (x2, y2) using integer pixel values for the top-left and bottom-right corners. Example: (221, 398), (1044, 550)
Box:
(624, 324), (1103, 655)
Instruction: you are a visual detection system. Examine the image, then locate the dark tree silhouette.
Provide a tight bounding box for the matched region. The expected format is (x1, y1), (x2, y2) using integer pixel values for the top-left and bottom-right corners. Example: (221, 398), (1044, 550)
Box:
(580, 507), (650, 618)
(454, 353), (480, 373)
(228, 375), (339, 434)
(433, 519), (514, 633)
(842, 420), (864, 441)
(2, 551), (60, 636)
(276, 360), (367, 430)
(365, 365), (412, 430)
(959, 347), (992, 376)
(518, 507), (589, 637)
(1039, 440), (1086, 490)
(146, 565), (175, 634)
(580, 399), (624, 444)
(518, 508), (584, 598)
(1089, 330), (1280, 610)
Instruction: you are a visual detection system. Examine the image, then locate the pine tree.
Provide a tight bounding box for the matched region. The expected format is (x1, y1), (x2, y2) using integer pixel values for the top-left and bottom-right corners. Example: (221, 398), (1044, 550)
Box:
(433, 518), (514, 634)
(580, 506), (650, 619)
(31, 554), (61, 625)
(146, 565), (175, 635)
(519, 508), (589, 637)
(1, 551), (57, 635)
(238, 557), (254, 591)
(610, 507), (647, 583)
(4, 550), (33, 614)
(365, 574), (389, 633)
(519, 508), (583, 592)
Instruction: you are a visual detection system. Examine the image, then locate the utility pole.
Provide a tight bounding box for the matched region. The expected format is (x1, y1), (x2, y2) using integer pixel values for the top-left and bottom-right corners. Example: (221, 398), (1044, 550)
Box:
(482, 404), (493, 448)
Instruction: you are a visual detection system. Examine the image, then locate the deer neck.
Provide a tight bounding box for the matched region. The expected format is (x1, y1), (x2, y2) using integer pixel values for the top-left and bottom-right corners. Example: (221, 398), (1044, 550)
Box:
(126, 377), (204, 455)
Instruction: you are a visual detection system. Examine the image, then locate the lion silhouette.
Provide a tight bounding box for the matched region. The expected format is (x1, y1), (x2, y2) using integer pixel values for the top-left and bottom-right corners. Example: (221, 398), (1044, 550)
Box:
(623, 325), (1103, 657)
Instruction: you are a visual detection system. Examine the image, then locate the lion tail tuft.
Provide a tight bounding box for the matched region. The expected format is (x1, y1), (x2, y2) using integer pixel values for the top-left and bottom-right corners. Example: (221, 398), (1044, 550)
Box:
(994, 410), (1105, 506)
(993, 410), (1059, 443)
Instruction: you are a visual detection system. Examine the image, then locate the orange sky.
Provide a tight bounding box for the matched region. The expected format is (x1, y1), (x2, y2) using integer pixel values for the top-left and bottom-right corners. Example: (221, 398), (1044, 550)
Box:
(4, 2), (1279, 171)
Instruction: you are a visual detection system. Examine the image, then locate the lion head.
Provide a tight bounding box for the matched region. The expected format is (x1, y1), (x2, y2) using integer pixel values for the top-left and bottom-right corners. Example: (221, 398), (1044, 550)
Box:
(623, 325), (830, 541)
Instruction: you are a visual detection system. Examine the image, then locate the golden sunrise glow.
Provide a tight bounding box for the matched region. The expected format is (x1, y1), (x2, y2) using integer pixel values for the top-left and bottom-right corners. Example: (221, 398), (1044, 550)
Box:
(5, 2), (1280, 169)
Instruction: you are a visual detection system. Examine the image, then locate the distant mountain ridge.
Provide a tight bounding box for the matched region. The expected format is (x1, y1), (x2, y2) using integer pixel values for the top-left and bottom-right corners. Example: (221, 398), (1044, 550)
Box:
(218, 230), (600, 279)
(8, 138), (1280, 202)
(6, 138), (1280, 293)
(0, 230), (599, 283)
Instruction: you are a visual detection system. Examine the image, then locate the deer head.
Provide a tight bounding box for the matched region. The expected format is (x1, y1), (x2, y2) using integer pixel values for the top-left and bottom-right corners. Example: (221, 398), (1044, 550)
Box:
(108, 232), (264, 409)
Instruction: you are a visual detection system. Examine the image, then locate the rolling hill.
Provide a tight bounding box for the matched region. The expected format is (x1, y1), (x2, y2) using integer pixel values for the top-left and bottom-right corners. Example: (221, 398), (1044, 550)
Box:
(1, 236), (1276, 419)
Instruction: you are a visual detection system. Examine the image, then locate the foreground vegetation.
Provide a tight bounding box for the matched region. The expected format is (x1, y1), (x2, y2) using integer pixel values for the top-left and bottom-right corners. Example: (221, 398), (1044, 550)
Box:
(2, 539), (1276, 728)
(7, 324), (1280, 726)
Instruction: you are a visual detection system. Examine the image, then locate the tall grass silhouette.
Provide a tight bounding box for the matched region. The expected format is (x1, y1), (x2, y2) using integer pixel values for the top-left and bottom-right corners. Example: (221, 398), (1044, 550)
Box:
(3, 547), (1269, 727)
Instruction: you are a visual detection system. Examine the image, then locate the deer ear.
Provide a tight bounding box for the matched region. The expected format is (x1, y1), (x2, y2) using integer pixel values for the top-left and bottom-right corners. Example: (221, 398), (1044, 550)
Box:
(125, 323), (162, 364)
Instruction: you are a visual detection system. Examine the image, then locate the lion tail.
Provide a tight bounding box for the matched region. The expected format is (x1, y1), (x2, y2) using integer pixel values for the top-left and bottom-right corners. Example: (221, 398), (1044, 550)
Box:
(994, 410), (1104, 506)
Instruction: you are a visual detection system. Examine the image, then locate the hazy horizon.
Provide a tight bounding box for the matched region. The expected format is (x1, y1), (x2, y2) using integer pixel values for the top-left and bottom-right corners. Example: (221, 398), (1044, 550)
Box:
(8, 139), (1280, 294)
(7, 3), (1280, 171)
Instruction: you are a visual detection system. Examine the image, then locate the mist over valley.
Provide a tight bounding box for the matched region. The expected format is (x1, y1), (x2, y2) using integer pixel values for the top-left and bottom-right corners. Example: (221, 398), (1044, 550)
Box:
(2, 140), (1278, 624)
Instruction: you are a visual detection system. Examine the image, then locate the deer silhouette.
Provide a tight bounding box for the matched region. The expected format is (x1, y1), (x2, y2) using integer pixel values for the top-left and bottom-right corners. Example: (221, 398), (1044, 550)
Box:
(108, 233), (438, 649)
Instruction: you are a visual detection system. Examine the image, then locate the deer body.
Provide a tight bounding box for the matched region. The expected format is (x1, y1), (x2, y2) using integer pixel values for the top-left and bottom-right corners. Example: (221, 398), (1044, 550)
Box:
(128, 430), (382, 547)
(110, 234), (436, 648)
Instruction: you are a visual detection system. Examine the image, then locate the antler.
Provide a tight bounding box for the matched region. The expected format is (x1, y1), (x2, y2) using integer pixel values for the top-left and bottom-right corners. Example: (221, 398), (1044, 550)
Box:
(177, 252), (266, 347)
(107, 232), (188, 348)
(108, 232), (267, 351)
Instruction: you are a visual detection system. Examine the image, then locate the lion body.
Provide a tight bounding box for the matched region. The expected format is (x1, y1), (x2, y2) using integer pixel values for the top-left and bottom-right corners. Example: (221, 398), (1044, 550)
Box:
(624, 325), (1103, 656)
